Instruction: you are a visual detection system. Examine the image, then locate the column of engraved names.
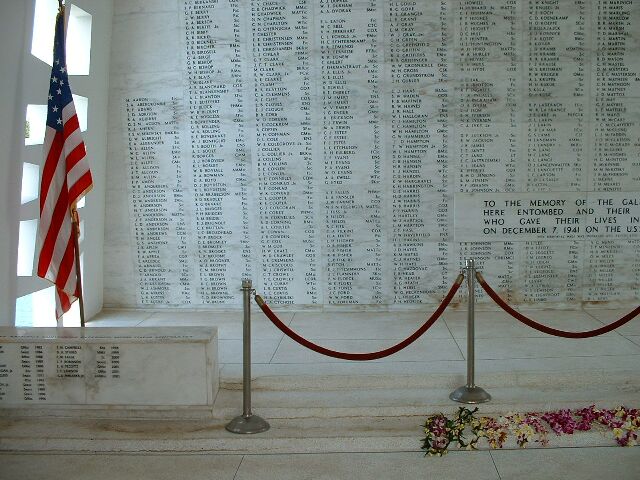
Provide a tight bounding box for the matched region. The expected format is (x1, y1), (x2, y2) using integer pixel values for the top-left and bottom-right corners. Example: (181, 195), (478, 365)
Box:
(294, 0), (319, 303)
(250, 0), (318, 303)
(56, 344), (83, 379)
(584, 0), (640, 302)
(521, 0), (588, 303)
(319, 0), (384, 304)
(590, 0), (639, 191)
(125, 97), (187, 305)
(388, 1), (453, 302)
(0, 345), (7, 402)
(455, 0), (519, 296)
(524, 0), (588, 192)
(456, 0), (519, 193)
(184, 0), (248, 303)
(518, 241), (582, 303)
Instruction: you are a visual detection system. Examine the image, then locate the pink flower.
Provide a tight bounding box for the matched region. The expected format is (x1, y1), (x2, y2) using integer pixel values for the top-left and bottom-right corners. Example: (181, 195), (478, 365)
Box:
(421, 405), (639, 455)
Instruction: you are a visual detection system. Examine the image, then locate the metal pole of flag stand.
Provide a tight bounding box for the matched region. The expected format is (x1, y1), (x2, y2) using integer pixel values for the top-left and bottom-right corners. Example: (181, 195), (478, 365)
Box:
(449, 259), (491, 404)
(226, 279), (270, 434)
(71, 208), (86, 327)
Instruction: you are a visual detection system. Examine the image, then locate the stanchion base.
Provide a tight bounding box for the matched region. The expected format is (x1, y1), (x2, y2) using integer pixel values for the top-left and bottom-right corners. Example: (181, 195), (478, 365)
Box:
(449, 385), (492, 404)
(226, 414), (270, 434)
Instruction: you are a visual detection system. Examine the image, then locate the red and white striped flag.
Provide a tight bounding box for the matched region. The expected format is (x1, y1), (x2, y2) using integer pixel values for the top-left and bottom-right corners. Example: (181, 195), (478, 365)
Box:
(36, 6), (93, 319)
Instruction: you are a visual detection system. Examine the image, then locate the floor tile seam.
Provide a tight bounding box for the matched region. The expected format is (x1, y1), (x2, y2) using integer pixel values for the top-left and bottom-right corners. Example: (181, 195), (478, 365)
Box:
(218, 339), (282, 342)
(488, 450), (503, 480)
(239, 361), (632, 368)
(487, 445), (630, 455)
(264, 359), (466, 364)
(441, 318), (464, 354)
(448, 333), (467, 361)
(137, 312), (161, 324)
(237, 450), (426, 457)
(268, 329), (288, 364)
(451, 334), (623, 339)
(618, 335), (640, 350)
(0, 451), (247, 457)
(245, 352), (640, 363)
(221, 354), (640, 365)
(473, 353), (640, 361)
(276, 337), (454, 341)
(626, 337), (640, 347)
(232, 454), (244, 480)
(582, 309), (612, 326)
(261, 359), (468, 365)
(583, 307), (639, 316)
(134, 320), (150, 326)
(235, 446), (624, 457)
(285, 323), (453, 329)
(585, 309), (636, 339)
(217, 338), (284, 342)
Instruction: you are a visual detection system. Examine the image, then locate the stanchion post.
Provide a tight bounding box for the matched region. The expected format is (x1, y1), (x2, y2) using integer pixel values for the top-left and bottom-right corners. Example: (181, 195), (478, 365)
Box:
(226, 279), (270, 434)
(449, 259), (491, 404)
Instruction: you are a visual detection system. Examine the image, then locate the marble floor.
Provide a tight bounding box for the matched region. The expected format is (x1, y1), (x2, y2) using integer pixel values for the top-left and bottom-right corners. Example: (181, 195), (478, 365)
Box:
(2, 306), (639, 479)
(90, 305), (640, 365)
(1, 447), (639, 480)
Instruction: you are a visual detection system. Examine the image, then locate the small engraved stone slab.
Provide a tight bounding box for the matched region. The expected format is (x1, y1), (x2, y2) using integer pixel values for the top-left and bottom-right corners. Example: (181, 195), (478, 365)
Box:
(0, 327), (218, 407)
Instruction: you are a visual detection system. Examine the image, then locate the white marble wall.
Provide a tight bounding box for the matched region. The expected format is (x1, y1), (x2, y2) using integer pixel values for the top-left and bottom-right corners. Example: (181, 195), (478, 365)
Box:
(104, 0), (640, 310)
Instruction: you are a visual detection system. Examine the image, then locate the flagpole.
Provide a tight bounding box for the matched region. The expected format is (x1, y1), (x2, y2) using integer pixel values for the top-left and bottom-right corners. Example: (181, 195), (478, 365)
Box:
(72, 208), (86, 327)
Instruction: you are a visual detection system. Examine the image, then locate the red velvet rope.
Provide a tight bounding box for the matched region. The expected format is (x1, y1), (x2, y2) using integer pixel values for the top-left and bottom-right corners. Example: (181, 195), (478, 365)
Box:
(476, 272), (640, 339)
(255, 275), (464, 361)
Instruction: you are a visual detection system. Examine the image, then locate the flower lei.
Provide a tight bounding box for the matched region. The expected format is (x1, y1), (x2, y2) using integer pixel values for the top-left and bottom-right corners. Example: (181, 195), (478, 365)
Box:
(422, 405), (639, 456)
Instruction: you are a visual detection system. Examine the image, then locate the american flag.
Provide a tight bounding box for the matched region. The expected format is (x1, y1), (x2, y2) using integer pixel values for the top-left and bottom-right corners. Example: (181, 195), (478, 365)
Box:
(36, 7), (93, 319)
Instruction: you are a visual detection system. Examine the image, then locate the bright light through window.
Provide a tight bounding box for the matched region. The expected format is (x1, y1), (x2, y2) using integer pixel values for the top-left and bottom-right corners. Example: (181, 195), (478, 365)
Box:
(25, 104), (47, 146)
(63, 298), (81, 327)
(30, 0), (59, 67)
(15, 286), (81, 327)
(31, 1), (92, 76)
(73, 94), (88, 131)
(67, 5), (92, 76)
(15, 287), (57, 327)
(21, 163), (40, 205)
(25, 96), (86, 147)
(17, 220), (38, 277)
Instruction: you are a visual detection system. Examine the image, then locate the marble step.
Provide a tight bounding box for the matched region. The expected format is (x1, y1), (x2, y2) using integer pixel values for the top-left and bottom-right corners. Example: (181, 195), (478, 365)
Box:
(220, 356), (640, 391)
(0, 413), (628, 454)
(2, 382), (637, 422)
(211, 384), (640, 420)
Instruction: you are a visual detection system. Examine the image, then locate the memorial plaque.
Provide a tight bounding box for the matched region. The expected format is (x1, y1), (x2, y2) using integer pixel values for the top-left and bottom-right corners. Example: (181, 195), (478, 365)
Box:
(104, 0), (640, 308)
(455, 192), (640, 242)
(0, 328), (218, 407)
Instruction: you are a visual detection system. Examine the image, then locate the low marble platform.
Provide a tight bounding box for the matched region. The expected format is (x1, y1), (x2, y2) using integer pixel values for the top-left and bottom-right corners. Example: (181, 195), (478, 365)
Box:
(1, 308), (639, 455)
(0, 327), (218, 407)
